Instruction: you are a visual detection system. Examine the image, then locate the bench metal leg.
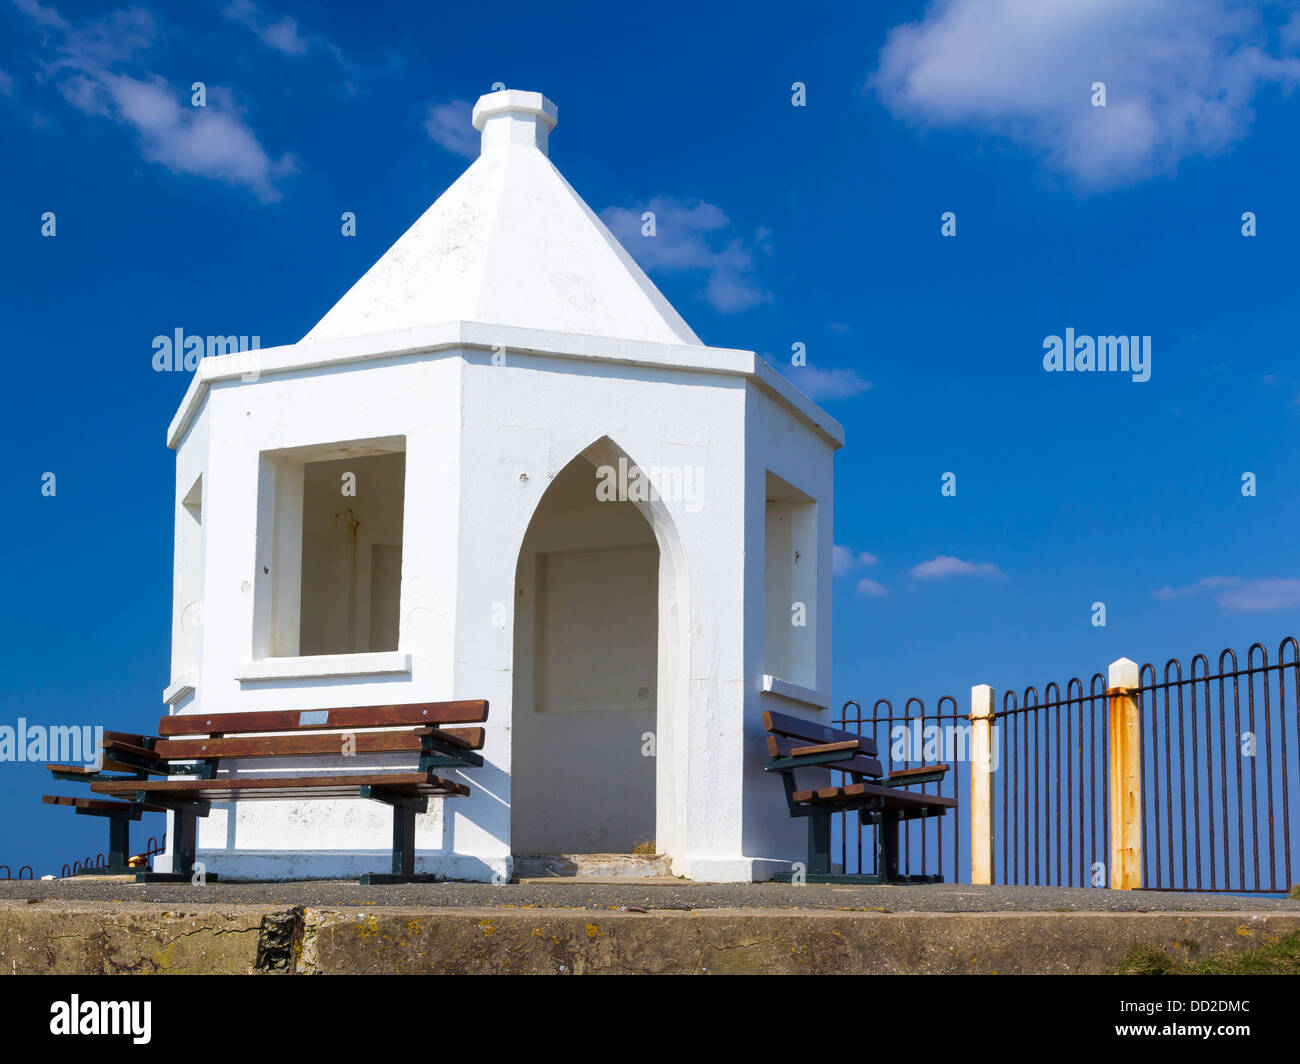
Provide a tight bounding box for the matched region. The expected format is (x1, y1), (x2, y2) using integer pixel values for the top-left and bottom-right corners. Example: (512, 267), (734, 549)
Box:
(808, 811), (832, 877)
(771, 806), (946, 886)
(359, 786), (443, 885)
(107, 814), (130, 874)
(136, 806), (219, 883)
(877, 814), (900, 883)
(70, 807), (139, 876)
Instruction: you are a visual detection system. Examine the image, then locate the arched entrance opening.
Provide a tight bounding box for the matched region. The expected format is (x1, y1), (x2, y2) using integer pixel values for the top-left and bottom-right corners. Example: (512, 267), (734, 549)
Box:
(510, 440), (681, 855)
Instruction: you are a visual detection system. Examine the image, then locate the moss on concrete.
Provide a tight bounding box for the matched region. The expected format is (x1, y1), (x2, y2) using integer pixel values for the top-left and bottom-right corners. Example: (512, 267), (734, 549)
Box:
(1114, 930), (1300, 975)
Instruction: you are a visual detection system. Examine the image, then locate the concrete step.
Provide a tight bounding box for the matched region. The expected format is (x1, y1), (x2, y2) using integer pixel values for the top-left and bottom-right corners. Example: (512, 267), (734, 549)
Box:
(512, 853), (674, 880)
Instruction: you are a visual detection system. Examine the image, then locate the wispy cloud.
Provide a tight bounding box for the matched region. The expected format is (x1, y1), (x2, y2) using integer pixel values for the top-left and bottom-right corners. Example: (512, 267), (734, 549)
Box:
(0, 68), (13, 95)
(833, 545), (879, 576)
(1151, 576), (1241, 600)
(221, 1), (355, 88)
(856, 578), (888, 597)
(223, 1), (308, 55)
(911, 555), (1005, 580)
(1153, 575), (1300, 612)
(17, 1), (297, 201)
(601, 196), (770, 313)
(786, 366), (872, 401)
(424, 98), (477, 158)
(14, 0), (68, 31)
(872, 0), (1300, 189)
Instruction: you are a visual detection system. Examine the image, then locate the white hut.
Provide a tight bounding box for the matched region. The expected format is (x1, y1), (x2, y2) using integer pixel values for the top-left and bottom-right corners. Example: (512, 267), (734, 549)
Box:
(160, 89), (844, 882)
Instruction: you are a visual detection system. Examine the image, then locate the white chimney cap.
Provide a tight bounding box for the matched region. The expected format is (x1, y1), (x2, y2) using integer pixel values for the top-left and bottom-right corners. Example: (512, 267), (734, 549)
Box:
(472, 89), (558, 156)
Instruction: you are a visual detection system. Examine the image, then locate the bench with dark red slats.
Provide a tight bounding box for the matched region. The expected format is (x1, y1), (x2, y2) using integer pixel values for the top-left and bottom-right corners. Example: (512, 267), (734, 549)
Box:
(763, 708), (955, 884)
(45, 701), (488, 884)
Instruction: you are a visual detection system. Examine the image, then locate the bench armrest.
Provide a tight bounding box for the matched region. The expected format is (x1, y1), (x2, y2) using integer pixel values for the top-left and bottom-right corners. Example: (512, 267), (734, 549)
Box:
(880, 764), (949, 788)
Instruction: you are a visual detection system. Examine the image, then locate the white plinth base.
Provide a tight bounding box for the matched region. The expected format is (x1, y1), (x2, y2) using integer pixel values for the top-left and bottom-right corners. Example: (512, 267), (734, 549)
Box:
(154, 850), (510, 883)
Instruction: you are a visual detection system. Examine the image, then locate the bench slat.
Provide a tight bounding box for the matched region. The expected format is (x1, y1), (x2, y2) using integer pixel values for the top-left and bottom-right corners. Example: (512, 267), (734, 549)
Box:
(761, 709), (878, 758)
(765, 735), (884, 778)
(43, 795), (168, 813)
(792, 781), (957, 808)
(101, 730), (157, 747)
(156, 701), (488, 737)
(90, 772), (469, 801)
(151, 727), (484, 761)
(888, 763), (950, 780)
(48, 758), (141, 776)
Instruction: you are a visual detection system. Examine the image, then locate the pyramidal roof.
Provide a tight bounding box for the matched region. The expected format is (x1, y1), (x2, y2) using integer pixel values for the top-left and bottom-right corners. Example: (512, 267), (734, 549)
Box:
(304, 90), (702, 347)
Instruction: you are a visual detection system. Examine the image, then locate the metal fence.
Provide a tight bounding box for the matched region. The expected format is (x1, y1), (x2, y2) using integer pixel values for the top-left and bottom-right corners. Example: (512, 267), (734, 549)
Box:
(57, 835), (167, 879)
(1134, 639), (1298, 893)
(834, 696), (967, 883)
(992, 675), (1111, 887)
(834, 637), (1299, 893)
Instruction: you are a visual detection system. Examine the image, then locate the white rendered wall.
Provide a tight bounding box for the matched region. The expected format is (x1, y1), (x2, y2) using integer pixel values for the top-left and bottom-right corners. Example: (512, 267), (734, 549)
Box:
(741, 380), (838, 874)
(161, 341), (837, 882)
(452, 348), (755, 879)
(170, 354), (495, 881)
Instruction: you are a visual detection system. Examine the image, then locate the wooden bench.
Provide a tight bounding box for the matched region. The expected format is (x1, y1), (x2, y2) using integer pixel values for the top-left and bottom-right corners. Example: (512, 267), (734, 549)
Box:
(762, 708), (955, 884)
(45, 701), (488, 884)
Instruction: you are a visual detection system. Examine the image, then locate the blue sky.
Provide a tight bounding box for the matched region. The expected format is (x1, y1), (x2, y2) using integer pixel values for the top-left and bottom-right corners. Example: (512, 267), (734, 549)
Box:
(2, 0), (1299, 875)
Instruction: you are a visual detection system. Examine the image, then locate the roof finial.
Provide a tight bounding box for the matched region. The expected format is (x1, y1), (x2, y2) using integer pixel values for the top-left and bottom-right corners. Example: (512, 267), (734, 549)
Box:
(472, 89), (558, 157)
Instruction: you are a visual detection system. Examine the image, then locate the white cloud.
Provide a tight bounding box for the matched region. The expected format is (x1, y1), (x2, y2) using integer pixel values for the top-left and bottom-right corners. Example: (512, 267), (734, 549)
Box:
(223, 1), (308, 56)
(911, 555), (1005, 580)
(1151, 575), (1240, 599)
(13, 0), (69, 31)
(1153, 575), (1300, 612)
(0, 69), (13, 95)
(787, 366), (872, 401)
(833, 545), (879, 576)
(424, 99), (478, 159)
(872, 0), (1300, 189)
(856, 577), (888, 597)
(18, 2), (296, 201)
(1218, 579), (1300, 612)
(600, 196), (770, 313)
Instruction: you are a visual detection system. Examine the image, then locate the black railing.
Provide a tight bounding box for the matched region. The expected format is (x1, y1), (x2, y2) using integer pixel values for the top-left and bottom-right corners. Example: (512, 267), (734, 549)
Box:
(836, 636), (1299, 893)
(58, 834), (167, 880)
(835, 696), (967, 883)
(1134, 639), (1298, 893)
(993, 675), (1110, 887)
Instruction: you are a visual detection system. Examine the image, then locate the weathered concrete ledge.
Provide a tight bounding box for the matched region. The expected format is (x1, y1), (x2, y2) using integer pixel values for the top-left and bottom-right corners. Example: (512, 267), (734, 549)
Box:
(3, 903), (1299, 974)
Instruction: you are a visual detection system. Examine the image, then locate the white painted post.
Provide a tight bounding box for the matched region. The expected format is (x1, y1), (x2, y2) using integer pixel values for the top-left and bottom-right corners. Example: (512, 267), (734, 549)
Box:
(1107, 658), (1142, 890)
(970, 684), (995, 885)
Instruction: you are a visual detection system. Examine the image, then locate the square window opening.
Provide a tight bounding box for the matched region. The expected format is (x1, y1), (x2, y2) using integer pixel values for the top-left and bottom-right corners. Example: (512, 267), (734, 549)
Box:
(254, 438), (406, 659)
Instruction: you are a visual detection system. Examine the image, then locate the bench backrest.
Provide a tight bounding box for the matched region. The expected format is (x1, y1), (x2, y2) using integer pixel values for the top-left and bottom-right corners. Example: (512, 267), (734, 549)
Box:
(151, 701), (488, 762)
(762, 709), (883, 779)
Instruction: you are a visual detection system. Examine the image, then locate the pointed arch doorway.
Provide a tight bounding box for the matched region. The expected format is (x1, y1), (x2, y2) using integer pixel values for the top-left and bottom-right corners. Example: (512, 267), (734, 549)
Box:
(511, 441), (677, 855)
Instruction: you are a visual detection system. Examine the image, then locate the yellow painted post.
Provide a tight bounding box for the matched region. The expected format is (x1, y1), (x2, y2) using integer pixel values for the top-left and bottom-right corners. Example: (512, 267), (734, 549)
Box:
(1107, 658), (1142, 890)
(969, 684), (995, 885)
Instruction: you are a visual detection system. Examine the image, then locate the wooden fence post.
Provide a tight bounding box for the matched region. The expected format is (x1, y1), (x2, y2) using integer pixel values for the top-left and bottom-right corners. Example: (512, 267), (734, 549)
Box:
(970, 683), (995, 885)
(1107, 657), (1142, 889)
